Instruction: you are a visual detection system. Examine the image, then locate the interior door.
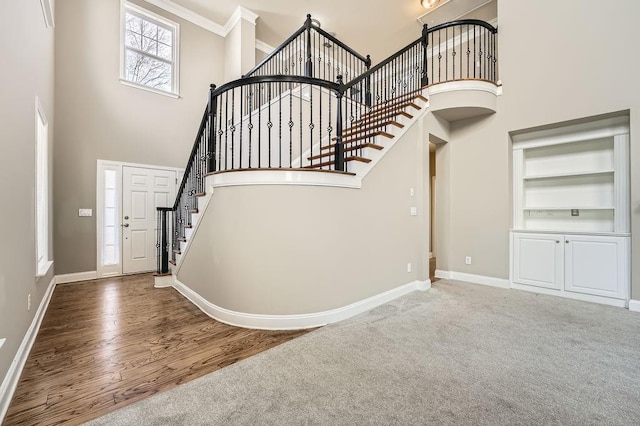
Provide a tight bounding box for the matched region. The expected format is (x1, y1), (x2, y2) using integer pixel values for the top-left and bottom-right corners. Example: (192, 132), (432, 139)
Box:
(122, 166), (176, 274)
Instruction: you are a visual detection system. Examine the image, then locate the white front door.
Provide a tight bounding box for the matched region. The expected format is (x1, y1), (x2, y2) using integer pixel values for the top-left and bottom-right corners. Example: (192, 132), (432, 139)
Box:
(122, 166), (176, 274)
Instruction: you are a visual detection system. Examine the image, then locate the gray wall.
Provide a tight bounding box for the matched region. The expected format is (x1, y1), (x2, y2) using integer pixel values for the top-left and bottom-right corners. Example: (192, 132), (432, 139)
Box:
(0, 0), (56, 393)
(53, 0), (224, 274)
(443, 0), (640, 297)
(178, 123), (430, 314)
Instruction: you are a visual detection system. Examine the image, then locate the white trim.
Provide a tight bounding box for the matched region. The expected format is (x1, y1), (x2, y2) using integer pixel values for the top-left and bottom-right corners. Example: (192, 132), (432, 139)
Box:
(36, 260), (53, 280)
(0, 276), (56, 423)
(510, 282), (627, 308)
(143, 0), (225, 35)
(35, 96), (50, 279)
(224, 6), (258, 34)
(118, 79), (180, 99)
(511, 116), (629, 149)
(629, 300), (640, 313)
(442, 271), (510, 288)
(434, 269), (451, 280)
(0, 339), (4, 350)
(435, 269), (510, 288)
(39, 0), (54, 27)
(209, 170), (361, 190)
(142, 0), (272, 53)
(167, 277), (430, 330)
(256, 40), (275, 54)
(55, 271), (98, 284)
(427, 80), (499, 96)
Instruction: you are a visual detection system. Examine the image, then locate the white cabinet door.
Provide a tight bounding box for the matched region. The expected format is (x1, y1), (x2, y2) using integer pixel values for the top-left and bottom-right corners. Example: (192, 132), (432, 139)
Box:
(564, 235), (629, 299)
(513, 233), (564, 290)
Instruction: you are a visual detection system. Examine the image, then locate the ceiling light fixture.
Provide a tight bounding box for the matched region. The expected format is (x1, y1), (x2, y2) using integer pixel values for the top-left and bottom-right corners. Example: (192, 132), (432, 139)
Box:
(421, 0), (440, 8)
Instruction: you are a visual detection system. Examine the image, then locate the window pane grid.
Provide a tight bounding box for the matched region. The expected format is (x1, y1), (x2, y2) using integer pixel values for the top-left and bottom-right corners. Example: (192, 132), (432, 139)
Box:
(122, 6), (177, 94)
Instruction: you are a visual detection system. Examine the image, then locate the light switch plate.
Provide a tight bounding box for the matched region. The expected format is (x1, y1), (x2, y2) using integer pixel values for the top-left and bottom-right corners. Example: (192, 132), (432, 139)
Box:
(79, 209), (93, 217)
(410, 207), (417, 216)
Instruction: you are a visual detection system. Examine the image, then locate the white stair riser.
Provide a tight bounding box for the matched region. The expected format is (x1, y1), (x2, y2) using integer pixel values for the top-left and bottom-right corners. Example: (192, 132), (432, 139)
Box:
(198, 196), (207, 212)
(185, 228), (194, 239)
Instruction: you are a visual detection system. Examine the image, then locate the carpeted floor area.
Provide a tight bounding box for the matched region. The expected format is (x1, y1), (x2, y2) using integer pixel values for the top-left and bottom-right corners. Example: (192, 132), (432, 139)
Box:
(88, 280), (640, 425)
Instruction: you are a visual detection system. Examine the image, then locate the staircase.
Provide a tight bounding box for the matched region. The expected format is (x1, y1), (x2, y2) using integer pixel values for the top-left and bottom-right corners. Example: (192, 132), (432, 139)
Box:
(155, 17), (498, 278)
(305, 90), (428, 173)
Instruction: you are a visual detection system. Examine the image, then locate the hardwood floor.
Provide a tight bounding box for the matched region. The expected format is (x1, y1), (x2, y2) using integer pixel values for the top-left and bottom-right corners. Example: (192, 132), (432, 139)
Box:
(4, 274), (311, 425)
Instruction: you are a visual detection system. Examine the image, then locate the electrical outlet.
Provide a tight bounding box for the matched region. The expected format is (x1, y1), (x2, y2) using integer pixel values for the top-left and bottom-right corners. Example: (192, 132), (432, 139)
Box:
(407, 263), (412, 273)
(410, 188), (415, 197)
(465, 256), (471, 265)
(410, 207), (417, 216)
(27, 293), (31, 311)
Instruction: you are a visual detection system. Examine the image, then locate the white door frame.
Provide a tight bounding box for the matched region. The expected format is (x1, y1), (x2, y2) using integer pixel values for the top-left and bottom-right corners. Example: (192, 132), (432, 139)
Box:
(96, 160), (183, 278)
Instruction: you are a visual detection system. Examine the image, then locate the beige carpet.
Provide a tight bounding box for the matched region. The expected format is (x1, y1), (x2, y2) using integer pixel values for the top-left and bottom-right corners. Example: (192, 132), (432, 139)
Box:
(89, 280), (640, 425)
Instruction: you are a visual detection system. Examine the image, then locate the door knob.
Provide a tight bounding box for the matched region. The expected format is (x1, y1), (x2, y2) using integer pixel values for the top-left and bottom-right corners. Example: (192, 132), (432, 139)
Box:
(122, 223), (129, 227)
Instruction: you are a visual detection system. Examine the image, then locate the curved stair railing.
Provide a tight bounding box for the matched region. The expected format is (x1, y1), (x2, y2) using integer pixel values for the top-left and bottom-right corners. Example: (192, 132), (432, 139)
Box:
(156, 18), (498, 275)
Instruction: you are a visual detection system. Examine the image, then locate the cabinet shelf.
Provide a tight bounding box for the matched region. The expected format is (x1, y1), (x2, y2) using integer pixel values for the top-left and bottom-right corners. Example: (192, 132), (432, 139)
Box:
(523, 170), (614, 180)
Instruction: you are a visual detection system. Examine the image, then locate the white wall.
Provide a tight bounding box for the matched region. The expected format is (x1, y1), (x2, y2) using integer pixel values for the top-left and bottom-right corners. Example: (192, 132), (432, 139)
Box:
(0, 0), (56, 399)
(178, 123), (430, 315)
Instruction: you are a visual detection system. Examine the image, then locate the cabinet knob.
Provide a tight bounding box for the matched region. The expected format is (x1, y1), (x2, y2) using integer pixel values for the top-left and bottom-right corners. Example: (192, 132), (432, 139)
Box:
(566, 240), (570, 243)
(555, 240), (560, 243)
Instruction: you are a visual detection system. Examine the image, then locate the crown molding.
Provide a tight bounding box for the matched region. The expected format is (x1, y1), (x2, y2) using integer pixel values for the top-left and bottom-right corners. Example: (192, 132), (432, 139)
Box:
(143, 1), (260, 37)
(143, 0), (225, 35)
(224, 5), (259, 34)
(256, 39), (275, 54)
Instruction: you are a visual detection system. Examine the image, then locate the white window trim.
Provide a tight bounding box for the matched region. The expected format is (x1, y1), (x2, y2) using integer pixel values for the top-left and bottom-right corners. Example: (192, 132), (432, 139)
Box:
(40, 0), (55, 28)
(35, 97), (53, 279)
(119, 0), (180, 98)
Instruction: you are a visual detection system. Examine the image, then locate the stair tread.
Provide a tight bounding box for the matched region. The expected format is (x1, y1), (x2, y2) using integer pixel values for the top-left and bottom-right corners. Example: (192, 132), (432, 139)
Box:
(353, 109), (414, 126)
(341, 131), (394, 146)
(309, 143), (384, 161)
(304, 156), (371, 169)
(336, 120), (404, 140)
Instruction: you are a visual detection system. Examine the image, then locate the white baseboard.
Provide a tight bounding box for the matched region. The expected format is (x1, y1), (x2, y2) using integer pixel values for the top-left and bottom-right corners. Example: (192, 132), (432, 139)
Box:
(167, 278), (431, 330)
(154, 275), (174, 288)
(0, 276), (56, 422)
(627, 299), (640, 312)
(435, 270), (510, 289)
(55, 271), (97, 284)
(510, 282), (627, 308)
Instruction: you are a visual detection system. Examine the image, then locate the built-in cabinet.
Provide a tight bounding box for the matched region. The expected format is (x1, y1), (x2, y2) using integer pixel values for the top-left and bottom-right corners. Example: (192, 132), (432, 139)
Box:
(511, 116), (630, 307)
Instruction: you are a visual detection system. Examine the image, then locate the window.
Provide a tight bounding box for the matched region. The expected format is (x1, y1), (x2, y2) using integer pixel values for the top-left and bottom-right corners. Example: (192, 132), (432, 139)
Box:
(121, 2), (179, 96)
(35, 97), (51, 277)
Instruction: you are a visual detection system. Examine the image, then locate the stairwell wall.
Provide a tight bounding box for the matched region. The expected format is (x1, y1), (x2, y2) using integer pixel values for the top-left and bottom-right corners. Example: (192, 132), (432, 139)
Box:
(443, 0), (640, 298)
(0, 0), (55, 403)
(177, 123), (430, 315)
(53, 0), (223, 274)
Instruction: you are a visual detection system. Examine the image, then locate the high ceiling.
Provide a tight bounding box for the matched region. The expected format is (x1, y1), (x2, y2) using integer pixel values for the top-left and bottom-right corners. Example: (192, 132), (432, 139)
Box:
(170, 0), (497, 62)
